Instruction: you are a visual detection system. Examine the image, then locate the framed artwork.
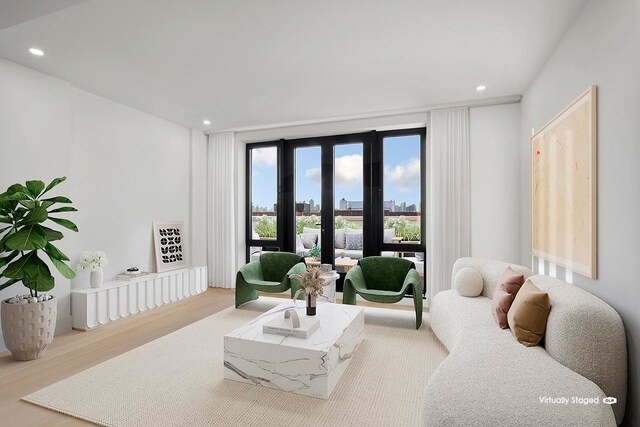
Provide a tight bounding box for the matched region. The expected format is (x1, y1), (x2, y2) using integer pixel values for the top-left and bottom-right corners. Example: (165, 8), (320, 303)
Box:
(153, 221), (188, 273)
(530, 85), (597, 278)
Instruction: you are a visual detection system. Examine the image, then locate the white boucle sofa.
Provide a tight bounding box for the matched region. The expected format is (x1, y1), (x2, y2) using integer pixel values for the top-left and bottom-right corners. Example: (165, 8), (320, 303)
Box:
(423, 258), (627, 427)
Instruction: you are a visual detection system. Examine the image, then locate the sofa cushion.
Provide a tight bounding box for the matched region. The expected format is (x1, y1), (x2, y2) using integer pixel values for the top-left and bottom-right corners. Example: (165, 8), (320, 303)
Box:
(334, 228), (346, 249)
(453, 267), (483, 297)
(451, 257), (533, 298)
(422, 325), (616, 427)
(507, 280), (550, 346)
(345, 232), (363, 250)
(300, 232), (317, 249)
(302, 227), (321, 246)
(491, 267), (526, 328)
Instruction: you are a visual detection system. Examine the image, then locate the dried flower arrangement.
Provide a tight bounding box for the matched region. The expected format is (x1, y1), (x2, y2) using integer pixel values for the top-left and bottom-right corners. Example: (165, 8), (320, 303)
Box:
(290, 266), (326, 297)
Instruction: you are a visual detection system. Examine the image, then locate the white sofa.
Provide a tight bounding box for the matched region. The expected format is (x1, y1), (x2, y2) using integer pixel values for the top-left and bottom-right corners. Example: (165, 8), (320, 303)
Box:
(423, 257), (627, 427)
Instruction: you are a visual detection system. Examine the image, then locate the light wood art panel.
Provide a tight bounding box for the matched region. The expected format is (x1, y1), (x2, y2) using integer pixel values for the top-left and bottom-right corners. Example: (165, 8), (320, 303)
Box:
(530, 86), (597, 278)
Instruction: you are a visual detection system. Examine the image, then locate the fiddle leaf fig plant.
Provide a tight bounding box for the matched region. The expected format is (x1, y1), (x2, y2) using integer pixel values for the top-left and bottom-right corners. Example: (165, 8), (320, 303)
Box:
(0, 177), (78, 297)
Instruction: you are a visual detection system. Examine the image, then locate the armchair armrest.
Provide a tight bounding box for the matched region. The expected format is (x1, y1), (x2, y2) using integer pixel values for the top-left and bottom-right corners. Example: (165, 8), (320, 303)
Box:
(400, 269), (422, 295)
(343, 265), (366, 305)
(238, 261), (263, 282)
(287, 262), (308, 299)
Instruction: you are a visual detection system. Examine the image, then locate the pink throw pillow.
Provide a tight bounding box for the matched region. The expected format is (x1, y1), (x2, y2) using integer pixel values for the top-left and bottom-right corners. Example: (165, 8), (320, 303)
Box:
(491, 267), (525, 329)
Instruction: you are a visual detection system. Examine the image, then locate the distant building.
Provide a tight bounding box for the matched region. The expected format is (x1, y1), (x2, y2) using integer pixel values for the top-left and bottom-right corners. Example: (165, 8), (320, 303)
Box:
(406, 204), (417, 212)
(296, 202), (310, 213)
(383, 200), (396, 212)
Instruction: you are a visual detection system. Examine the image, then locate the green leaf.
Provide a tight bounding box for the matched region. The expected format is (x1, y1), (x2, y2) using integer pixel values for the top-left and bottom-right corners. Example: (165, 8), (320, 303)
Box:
(40, 226), (64, 242)
(0, 216), (12, 224)
(41, 196), (72, 204)
(13, 208), (27, 221)
(22, 204), (48, 225)
(48, 217), (79, 232)
(41, 201), (54, 209)
(25, 180), (45, 198)
(7, 183), (28, 195)
(44, 242), (69, 261)
(46, 251), (76, 279)
(0, 192), (29, 202)
(3, 252), (35, 279)
(18, 200), (36, 209)
(0, 278), (21, 291)
(0, 229), (15, 252)
(0, 226), (11, 234)
(5, 225), (48, 250)
(0, 250), (19, 269)
(41, 177), (67, 196)
(48, 206), (78, 214)
(20, 253), (54, 292)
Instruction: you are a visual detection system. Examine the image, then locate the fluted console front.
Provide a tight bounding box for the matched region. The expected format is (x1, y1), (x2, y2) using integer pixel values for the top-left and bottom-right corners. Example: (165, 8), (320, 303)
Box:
(71, 266), (208, 330)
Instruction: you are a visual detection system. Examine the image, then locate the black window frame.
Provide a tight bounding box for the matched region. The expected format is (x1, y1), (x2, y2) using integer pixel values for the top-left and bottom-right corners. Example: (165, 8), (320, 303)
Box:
(245, 127), (427, 270)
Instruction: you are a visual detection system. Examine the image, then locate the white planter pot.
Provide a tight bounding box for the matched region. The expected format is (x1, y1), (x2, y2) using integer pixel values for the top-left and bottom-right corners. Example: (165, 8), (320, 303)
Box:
(90, 269), (104, 288)
(1, 296), (57, 361)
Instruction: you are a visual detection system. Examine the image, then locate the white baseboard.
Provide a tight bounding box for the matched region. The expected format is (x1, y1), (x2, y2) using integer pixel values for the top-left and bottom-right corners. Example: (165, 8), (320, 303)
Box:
(0, 314), (73, 354)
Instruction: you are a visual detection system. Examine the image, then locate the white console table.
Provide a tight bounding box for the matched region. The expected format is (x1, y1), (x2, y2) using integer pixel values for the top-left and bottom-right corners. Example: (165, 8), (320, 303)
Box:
(71, 266), (208, 331)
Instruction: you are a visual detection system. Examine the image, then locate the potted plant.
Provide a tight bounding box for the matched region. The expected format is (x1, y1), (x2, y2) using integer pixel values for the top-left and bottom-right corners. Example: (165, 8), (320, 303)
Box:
(0, 177), (78, 360)
(308, 244), (321, 261)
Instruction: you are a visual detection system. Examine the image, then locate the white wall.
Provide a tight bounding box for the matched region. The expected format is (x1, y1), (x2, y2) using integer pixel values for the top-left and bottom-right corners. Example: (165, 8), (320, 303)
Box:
(470, 103), (521, 262)
(519, 1), (640, 425)
(0, 58), (207, 349)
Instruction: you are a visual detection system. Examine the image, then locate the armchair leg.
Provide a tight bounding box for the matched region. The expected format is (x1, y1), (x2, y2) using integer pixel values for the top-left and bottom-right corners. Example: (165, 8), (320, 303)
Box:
(235, 278), (259, 308)
(412, 283), (423, 329)
(342, 280), (357, 305)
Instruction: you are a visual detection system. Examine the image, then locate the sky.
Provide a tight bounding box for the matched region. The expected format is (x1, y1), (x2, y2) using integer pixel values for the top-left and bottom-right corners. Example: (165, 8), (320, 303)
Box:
(251, 135), (421, 210)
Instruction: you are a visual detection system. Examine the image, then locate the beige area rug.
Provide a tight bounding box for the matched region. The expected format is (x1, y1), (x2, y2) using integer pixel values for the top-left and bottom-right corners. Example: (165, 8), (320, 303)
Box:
(23, 298), (448, 427)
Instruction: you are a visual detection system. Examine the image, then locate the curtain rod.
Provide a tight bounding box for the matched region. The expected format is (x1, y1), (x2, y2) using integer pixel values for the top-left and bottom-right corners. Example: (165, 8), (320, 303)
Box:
(205, 94), (521, 135)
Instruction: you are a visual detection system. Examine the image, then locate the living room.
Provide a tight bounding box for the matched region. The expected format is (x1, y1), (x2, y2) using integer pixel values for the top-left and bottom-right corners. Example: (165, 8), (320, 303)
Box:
(0, 1), (638, 426)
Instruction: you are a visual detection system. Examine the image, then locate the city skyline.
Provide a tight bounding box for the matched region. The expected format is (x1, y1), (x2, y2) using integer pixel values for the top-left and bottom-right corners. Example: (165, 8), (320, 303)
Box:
(251, 135), (421, 212)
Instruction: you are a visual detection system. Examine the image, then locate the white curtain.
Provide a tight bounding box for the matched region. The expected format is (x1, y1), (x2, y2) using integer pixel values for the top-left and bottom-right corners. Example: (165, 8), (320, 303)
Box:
(207, 131), (237, 288)
(427, 107), (471, 305)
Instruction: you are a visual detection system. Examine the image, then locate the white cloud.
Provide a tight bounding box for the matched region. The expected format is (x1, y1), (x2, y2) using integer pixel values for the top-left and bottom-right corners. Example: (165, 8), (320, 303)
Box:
(385, 157), (420, 192)
(304, 154), (363, 187)
(252, 147), (277, 167)
(305, 167), (321, 182)
(335, 154), (363, 187)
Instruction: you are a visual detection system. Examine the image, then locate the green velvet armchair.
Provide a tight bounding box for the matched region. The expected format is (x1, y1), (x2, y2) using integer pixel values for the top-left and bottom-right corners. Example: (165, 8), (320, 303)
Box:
(343, 256), (423, 329)
(235, 252), (306, 307)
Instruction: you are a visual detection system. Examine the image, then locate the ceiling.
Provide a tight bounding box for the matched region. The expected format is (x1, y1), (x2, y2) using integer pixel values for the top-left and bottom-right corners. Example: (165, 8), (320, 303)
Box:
(0, 0), (586, 131)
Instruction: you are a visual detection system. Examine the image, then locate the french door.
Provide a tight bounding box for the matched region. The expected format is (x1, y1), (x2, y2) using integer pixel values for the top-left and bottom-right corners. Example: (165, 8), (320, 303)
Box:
(246, 128), (426, 294)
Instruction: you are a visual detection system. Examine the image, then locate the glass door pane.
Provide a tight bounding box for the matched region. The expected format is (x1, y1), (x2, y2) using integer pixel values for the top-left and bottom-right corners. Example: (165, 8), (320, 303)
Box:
(295, 146), (322, 262)
(383, 135), (422, 245)
(334, 143), (364, 270)
(249, 146), (279, 260)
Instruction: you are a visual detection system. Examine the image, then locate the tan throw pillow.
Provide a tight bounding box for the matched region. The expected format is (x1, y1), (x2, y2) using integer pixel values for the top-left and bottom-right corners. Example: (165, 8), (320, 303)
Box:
(491, 267), (525, 328)
(508, 280), (551, 347)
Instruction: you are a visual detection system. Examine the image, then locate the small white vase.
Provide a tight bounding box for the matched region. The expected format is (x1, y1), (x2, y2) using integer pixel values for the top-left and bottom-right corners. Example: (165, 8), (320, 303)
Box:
(90, 269), (104, 288)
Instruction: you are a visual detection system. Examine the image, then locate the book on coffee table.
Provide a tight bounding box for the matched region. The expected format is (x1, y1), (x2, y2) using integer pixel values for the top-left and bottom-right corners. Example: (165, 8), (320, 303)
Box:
(263, 313), (320, 339)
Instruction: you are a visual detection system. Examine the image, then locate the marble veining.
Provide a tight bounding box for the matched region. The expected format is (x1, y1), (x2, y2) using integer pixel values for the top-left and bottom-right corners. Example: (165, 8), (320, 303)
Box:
(224, 302), (364, 399)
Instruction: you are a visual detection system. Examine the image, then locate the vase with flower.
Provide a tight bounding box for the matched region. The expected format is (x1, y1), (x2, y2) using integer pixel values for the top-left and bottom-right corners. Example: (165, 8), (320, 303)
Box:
(290, 266), (327, 316)
(77, 251), (109, 288)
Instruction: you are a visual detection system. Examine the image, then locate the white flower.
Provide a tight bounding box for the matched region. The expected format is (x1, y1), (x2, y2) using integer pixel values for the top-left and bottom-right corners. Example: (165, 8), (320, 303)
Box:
(76, 250), (108, 272)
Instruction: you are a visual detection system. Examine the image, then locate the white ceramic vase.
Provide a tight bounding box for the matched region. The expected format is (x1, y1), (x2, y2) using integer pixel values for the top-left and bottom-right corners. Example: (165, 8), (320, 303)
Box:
(90, 269), (104, 288)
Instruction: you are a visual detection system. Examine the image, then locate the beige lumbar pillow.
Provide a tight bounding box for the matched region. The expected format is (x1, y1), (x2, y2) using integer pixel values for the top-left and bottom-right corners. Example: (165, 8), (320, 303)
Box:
(507, 280), (551, 346)
(454, 267), (483, 297)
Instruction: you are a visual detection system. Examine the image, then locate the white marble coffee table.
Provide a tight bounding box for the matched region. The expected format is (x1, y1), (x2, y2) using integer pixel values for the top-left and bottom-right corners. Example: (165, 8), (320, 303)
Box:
(224, 301), (364, 399)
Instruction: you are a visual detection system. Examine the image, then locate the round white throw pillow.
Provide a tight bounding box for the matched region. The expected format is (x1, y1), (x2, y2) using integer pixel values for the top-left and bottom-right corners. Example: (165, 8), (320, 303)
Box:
(454, 267), (483, 297)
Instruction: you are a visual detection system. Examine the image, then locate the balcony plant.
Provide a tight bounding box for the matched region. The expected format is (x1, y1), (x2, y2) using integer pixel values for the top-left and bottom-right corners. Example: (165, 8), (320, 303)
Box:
(0, 177), (78, 360)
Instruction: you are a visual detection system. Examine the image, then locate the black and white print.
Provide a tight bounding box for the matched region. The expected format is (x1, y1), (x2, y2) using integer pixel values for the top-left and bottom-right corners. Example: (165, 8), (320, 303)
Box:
(153, 221), (188, 272)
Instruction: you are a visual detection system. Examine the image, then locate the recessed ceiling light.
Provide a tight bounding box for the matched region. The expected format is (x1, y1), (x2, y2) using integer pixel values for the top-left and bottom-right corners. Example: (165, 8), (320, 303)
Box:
(29, 48), (44, 56)
(476, 85), (486, 91)
(203, 120), (211, 125)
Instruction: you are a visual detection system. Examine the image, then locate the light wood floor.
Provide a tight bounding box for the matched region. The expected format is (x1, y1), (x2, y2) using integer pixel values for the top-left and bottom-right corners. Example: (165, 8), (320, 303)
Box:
(0, 288), (424, 426)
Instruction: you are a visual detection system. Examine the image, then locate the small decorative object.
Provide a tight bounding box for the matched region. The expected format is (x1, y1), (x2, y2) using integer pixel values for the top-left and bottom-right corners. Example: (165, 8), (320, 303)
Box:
(77, 251), (109, 288)
(116, 271), (150, 281)
(308, 244), (321, 260)
(0, 176), (78, 360)
(126, 266), (141, 275)
(153, 221), (188, 272)
(290, 266), (327, 316)
(320, 263), (332, 272)
(262, 308), (320, 338)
